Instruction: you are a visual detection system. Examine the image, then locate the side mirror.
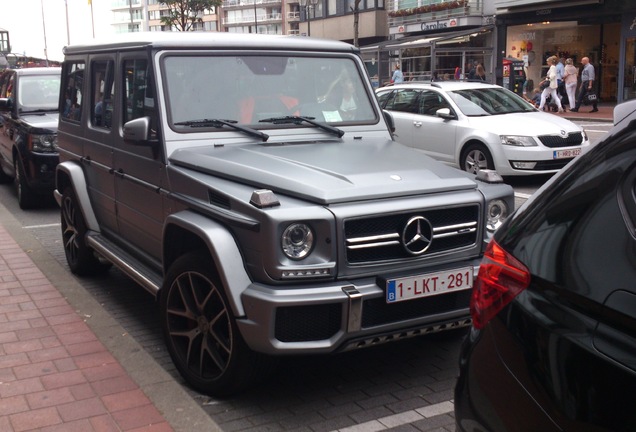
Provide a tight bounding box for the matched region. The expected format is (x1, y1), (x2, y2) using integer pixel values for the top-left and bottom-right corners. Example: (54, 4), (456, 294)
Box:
(436, 108), (455, 120)
(0, 98), (12, 112)
(383, 110), (395, 135)
(123, 116), (153, 144)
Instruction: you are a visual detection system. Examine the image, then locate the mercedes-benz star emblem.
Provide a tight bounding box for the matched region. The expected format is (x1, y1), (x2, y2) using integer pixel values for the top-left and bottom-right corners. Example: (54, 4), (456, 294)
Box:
(402, 216), (433, 256)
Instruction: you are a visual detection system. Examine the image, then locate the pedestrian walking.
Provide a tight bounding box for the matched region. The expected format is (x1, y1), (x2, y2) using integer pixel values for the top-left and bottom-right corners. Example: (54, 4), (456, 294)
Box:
(570, 56), (598, 113)
(563, 58), (578, 111)
(538, 56), (564, 113)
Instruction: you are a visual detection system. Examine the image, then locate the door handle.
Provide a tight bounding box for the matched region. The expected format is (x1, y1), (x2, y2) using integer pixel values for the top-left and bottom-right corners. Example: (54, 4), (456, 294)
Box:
(413, 121), (422, 127)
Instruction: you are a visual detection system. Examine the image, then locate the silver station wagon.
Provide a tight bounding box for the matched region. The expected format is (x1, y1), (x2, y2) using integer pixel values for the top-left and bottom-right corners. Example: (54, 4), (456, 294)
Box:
(55, 32), (513, 395)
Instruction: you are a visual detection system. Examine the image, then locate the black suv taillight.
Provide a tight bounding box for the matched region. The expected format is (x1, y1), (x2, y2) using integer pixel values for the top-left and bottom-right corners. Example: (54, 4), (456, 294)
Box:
(470, 239), (531, 329)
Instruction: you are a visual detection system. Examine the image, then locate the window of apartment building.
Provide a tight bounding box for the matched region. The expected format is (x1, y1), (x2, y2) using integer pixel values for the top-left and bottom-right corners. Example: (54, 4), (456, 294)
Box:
(327, 0), (382, 16)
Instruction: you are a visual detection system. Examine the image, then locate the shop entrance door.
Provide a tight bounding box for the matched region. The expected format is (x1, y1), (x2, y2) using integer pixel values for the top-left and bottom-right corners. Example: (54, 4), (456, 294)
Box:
(624, 37), (636, 101)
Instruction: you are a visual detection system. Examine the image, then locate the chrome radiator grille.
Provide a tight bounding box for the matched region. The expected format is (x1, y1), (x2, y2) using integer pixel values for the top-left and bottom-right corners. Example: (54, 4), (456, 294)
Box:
(344, 205), (480, 264)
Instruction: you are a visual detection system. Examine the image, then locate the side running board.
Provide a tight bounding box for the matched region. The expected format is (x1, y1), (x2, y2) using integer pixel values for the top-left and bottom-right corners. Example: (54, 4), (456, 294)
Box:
(85, 232), (162, 297)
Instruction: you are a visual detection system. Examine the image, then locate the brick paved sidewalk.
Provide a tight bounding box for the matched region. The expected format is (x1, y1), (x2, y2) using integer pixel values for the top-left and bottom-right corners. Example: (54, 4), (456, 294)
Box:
(0, 225), (172, 432)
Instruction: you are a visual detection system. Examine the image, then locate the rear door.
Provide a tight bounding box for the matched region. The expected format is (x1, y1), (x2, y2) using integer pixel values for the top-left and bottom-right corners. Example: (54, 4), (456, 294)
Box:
(409, 90), (457, 165)
(380, 88), (420, 148)
(84, 55), (118, 235)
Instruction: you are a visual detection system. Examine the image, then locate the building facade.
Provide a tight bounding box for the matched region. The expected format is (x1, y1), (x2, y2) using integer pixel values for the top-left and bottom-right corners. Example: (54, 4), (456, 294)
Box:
(360, 0), (496, 86)
(495, 0), (636, 103)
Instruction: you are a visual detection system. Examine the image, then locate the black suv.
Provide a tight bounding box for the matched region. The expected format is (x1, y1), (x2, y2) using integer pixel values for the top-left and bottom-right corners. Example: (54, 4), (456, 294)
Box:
(0, 67), (61, 208)
(455, 99), (636, 431)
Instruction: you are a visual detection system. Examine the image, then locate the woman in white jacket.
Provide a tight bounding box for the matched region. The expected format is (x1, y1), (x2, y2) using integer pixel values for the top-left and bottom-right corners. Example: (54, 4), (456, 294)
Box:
(563, 58), (578, 111)
(538, 56), (564, 113)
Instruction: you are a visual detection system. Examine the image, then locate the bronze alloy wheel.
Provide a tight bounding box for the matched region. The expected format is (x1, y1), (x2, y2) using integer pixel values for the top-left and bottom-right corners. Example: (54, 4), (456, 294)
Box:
(60, 187), (110, 275)
(161, 252), (270, 396)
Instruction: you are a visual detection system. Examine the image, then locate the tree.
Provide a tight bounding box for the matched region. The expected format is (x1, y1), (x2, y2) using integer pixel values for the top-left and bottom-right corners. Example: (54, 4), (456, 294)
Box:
(351, 0), (361, 47)
(159, 0), (221, 32)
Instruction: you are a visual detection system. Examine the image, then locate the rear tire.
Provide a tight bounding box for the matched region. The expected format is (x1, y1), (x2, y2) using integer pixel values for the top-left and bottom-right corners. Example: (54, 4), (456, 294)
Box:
(60, 186), (111, 276)
(161, 252), (273, 396)
(460, 143), (494, 174)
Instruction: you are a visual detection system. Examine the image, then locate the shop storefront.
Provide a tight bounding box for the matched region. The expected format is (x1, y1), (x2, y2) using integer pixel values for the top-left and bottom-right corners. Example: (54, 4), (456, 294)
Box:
(360, 26), (494, 86)
(495, 0), (636, 103)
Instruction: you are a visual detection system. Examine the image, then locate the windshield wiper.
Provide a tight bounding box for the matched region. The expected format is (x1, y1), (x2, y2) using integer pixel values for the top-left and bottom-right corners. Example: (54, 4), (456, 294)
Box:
(174, 118), (269, 142)
(259, 116), (345, 138)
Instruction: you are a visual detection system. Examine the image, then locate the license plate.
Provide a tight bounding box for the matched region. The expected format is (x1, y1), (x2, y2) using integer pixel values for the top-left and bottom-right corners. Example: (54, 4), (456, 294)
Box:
(386, 267), (473, 303)
(553, 148), (581, 159)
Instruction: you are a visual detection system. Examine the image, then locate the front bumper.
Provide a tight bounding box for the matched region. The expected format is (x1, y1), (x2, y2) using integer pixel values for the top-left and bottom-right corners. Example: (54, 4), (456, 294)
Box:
(24, 151), (58, 191)
(496, 142), (589, 176)
(237, 260), (480, 355)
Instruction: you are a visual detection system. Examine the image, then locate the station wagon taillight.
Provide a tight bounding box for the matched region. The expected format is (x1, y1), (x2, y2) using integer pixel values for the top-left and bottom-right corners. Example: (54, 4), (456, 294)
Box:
(470, 239), (530, 329)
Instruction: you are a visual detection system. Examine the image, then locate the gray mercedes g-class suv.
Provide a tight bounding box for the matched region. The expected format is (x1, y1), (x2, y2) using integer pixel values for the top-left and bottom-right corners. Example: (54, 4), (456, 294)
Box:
(55, 32), (513, 396)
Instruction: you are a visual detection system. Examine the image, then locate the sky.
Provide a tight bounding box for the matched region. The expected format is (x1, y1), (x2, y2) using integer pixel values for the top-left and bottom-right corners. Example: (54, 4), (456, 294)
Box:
(1, 0), (113, 62)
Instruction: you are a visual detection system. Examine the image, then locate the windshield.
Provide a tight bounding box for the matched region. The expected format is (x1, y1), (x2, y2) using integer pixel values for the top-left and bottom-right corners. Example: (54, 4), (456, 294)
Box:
(162, 54), (377, 129)
(18, 75), (60, 111)
(447, 87), (535, 116)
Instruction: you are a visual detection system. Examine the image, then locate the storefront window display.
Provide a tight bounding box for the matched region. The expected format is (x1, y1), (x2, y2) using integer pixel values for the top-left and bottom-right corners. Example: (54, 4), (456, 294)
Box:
(506, 21), (620, 102)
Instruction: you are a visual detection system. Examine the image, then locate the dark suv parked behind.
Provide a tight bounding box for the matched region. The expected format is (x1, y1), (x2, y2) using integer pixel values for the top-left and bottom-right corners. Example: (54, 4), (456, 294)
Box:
(0, 67), (61, 208)
(455, 99), (636, 431)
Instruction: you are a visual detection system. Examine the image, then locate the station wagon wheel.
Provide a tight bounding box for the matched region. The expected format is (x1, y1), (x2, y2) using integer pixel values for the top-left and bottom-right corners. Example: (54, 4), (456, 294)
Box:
(461, 143), (494, 174)
(61, 186), (111, 276)
(161, 252), (271, 396)
(14, 158), (36, 209)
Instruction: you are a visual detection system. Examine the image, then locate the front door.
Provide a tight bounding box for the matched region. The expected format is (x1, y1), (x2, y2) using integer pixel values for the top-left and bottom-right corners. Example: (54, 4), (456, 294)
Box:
(112, 55), (166, 263)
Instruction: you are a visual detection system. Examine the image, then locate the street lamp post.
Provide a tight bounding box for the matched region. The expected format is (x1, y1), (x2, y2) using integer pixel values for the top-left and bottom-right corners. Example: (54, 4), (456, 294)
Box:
(299, 0), (319, 37)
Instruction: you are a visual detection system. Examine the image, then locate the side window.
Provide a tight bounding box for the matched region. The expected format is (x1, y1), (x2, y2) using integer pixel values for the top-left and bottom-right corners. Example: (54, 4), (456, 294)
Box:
(376, 90), (393, 108)
(62, 61), (85, 122)
(385, 89), (420, 114)
(91, 60), (115, 129)
(419, 90), (450, 116)
(123, 58), (156, 127)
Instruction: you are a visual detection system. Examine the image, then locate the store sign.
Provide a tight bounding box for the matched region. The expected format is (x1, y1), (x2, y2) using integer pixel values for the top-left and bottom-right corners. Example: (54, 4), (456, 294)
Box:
(421, 20), (452, 31)
(390, 16), (481, 35)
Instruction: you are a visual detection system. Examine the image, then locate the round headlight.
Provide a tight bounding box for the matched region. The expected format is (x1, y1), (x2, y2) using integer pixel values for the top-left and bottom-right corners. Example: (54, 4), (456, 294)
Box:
(282, 223), (314, 260)
(486, 199), (508, 232)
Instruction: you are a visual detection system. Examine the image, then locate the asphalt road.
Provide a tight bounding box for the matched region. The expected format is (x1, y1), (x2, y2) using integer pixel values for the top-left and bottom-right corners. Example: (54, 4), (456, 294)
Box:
(0, 119), (612, 432)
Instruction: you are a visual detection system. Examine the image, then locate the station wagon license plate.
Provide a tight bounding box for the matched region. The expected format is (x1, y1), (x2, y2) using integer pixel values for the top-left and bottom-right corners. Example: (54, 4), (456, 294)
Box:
(386, 267), (473, 303)
(553, 148), (581, 159)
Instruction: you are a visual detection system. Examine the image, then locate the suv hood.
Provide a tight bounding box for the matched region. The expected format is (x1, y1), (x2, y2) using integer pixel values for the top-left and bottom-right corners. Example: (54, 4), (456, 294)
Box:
(170, 139), (478, 205)
(19, 112), (59, 131)
(468, 111), (581, 135)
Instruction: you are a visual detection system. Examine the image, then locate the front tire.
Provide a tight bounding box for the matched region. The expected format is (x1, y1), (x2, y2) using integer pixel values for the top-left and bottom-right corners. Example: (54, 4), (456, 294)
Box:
(14, 158), (36, 209)
(461, 143), (494, 174)
(161, 252), (271, 396)
(61, 186), (110, 276)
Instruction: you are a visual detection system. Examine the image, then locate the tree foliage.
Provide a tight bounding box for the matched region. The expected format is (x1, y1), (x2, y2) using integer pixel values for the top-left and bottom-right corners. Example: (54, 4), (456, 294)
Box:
(159, 0), (221, 31)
